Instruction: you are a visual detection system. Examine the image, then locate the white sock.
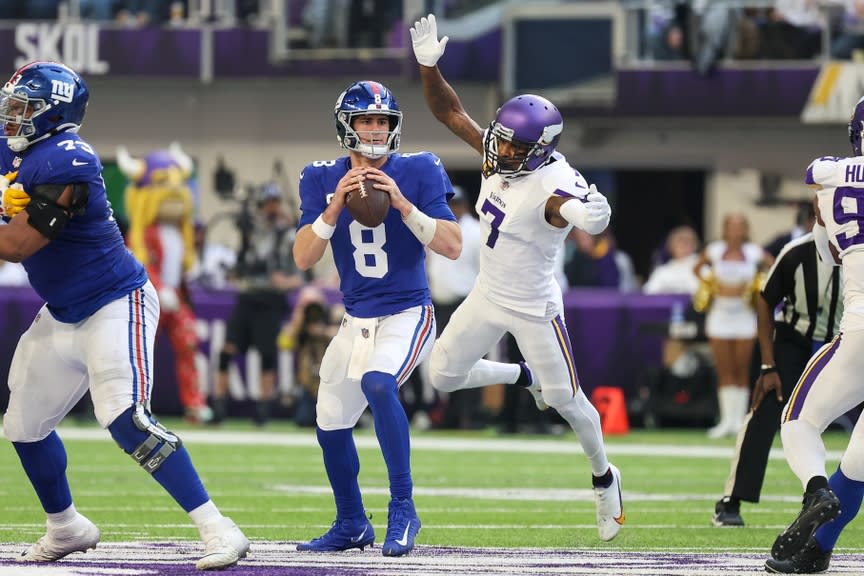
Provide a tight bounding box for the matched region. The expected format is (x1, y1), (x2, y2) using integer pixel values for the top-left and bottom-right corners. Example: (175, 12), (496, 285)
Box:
(463, 359), (521, 389)
(189, 500), (223, 529)
(714, 387), (736, 428)
(47, 503), (78, 528)
(781, 419), (828, 490)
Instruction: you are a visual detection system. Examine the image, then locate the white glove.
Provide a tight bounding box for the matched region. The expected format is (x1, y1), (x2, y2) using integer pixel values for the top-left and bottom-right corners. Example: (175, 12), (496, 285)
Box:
(410, 14), (449, 67)
(159, 287), (180, 312)
(584, 184), (611, 225)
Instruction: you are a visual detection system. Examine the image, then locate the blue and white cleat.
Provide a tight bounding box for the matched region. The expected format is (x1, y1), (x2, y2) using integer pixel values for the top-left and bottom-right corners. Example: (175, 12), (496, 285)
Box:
(297, 516), (375, 552)
(382, 498), (421, 557)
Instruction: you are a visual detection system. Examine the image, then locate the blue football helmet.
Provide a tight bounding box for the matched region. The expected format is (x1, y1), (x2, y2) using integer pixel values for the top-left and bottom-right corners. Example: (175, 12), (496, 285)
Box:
(850, 94), (864, 156)
(483, 94), (563, 178)
(334, 80), (402, 159)
(0, 61), (89, 152)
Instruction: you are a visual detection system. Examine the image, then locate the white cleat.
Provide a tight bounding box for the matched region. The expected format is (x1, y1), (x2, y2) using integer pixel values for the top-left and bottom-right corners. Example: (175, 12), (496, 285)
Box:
(518, 361), (548, 411)
(594, 464), (625, 542)
(17, 513), (100, 562)
(196, 517), (250, 571)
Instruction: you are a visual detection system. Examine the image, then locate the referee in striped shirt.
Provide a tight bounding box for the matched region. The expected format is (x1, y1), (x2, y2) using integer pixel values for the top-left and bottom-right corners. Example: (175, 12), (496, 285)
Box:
(713, 231), (842, 526)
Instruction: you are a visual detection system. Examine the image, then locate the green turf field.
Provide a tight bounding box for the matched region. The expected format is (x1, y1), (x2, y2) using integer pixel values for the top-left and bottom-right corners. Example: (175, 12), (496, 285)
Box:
(1, 418), (860, 557)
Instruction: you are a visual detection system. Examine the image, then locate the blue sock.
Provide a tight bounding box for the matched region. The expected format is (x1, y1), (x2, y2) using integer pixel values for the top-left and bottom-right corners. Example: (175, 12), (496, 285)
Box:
(108, 406), (209, 512)
(316, 427), (365, 521)
(815, 466), (864, 552)
(361, 371), (412, 500)
(13, 431), (72, 513)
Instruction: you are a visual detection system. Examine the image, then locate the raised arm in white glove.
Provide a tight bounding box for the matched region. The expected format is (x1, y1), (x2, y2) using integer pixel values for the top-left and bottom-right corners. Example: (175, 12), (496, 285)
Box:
(410, 14), (449, 67)
(559, 184), (612, 235)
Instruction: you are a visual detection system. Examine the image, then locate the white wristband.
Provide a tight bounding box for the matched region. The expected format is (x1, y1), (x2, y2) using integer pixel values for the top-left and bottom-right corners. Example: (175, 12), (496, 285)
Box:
(311, 214), (335, 240)
(402, 206), (437, 245)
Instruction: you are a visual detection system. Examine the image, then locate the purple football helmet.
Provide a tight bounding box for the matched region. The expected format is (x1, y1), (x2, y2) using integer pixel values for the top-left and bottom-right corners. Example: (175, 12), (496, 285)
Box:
(850, 95), (864, 156)
(483, 94), (563, 177)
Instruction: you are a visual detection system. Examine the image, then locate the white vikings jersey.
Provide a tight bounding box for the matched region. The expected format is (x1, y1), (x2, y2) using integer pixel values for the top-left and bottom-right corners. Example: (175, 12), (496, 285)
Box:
(474, 153), (587, 318)
(806, 155), (864, 332)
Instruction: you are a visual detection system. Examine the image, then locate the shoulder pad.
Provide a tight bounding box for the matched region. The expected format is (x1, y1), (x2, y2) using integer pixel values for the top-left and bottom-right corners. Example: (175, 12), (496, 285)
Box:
(806, 156), (851, 188)
(541, 164), (589, 199)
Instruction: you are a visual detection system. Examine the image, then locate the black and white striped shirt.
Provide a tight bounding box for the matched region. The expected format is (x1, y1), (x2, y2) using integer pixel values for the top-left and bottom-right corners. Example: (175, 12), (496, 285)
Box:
(761, 232), (842, 343)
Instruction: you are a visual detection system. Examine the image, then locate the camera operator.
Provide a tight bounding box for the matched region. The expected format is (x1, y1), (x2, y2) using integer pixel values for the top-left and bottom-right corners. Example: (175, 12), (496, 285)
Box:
(211, 182), (304, 426)
(279, 286), (339, 427)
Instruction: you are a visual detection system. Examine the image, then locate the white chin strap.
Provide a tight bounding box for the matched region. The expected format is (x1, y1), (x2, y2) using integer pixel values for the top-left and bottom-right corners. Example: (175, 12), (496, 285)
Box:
(7, 137), (29, 152)
(358, 142), (388, 159)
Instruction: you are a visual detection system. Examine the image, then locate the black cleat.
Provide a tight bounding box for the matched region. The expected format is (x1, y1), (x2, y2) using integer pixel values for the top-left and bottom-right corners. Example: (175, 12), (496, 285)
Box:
(765, 537), (831, 574)
(771, 488), (840, 561)
(712, 496), (744, 527)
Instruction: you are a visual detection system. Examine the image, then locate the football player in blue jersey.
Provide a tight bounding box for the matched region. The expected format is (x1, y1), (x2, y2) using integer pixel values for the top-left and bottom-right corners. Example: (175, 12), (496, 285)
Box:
(293, 80), (462, 556)
(0, 62), (249, 570)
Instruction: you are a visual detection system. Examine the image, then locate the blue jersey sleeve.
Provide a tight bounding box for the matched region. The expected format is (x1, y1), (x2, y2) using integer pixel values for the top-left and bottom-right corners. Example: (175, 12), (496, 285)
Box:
(413, 152), (456, 222)
(297, 163), (331, 229)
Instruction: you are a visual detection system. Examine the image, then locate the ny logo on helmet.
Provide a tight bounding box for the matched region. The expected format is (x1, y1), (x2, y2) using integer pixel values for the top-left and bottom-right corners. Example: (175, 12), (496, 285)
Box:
(50, 79), (75, 103)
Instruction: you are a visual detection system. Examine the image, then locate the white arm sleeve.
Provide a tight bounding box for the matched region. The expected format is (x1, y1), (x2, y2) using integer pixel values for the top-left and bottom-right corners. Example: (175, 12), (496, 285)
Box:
(813, 222), (839, 266)
(559, 198), (608, 235)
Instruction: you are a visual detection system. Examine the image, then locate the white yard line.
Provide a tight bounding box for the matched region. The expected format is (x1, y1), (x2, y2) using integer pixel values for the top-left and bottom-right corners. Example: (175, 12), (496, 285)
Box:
(30, 427), (845, 460)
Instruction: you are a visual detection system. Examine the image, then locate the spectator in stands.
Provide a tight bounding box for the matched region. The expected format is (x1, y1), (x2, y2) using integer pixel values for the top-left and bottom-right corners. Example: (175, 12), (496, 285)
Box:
(760, 0), (823, 59)
(117, 0), (171, 26)
(80, 0), (116, 20)
(831, 0), (864, 59)
(647, 3), (688, 61)
(644, 225), (701, 295)
(566, 228), (638, 292)
(693, 213), (773, 439)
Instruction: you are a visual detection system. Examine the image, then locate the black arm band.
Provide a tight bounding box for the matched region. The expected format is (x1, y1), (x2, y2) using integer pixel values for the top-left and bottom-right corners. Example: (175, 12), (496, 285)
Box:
(25, 200), (70, 239)
(32, 183), (89, 214)
(760, 366), (778, 376)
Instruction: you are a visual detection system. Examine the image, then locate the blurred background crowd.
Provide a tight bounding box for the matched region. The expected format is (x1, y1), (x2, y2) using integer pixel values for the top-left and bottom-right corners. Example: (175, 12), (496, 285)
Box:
(0, 0), (858, 439)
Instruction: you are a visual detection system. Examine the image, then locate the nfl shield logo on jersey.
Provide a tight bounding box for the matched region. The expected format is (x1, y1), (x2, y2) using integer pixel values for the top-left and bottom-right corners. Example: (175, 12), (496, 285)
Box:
(361, 328), (370, 339)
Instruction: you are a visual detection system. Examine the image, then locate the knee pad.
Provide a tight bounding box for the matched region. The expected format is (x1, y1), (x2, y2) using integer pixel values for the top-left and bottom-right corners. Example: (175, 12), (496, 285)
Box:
(360, 371), (397, 401)
(108, 405), (182, 474)
(543, 386), (578, 411)
(218, 350), (233, 371)
(427, 343), (462, 392)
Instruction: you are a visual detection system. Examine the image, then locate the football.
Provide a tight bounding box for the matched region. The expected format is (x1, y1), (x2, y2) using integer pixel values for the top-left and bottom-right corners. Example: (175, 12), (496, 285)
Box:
(346, 176), (391, 228)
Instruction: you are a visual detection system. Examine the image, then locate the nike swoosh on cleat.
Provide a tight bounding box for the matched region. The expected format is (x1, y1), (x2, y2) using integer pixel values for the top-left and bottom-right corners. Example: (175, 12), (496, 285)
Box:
(613, 482), (625, 525)
(395, 523), (411, 546)
(350, 525), (368, 543)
